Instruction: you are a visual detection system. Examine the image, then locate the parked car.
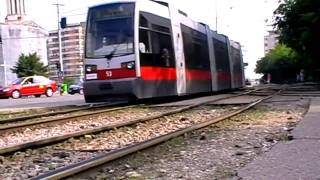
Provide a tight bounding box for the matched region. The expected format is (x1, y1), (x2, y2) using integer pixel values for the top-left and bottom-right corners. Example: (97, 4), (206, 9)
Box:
(68, 83), (83, 95)
(0, 76), (57, 99)
(245, 79), (252, 86)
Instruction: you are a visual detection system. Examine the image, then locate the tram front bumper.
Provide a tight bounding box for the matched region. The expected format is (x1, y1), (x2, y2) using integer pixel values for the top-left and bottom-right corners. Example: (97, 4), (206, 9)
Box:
(83, 78), (139, 101)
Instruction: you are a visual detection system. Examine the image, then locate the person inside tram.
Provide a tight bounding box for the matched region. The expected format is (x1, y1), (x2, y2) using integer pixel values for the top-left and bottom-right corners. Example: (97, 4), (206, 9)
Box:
(161, 48), (170, 67)
(139, 42), (146, 53)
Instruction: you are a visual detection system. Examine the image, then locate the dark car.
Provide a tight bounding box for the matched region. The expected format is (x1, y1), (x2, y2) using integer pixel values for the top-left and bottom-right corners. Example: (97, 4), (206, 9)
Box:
(68, 83), (83, 95)
(245, 79), (251, 86)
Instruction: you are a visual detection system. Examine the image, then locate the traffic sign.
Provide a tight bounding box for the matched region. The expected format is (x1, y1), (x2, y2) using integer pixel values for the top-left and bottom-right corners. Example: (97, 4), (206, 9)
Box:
(58, 71), (64, 78)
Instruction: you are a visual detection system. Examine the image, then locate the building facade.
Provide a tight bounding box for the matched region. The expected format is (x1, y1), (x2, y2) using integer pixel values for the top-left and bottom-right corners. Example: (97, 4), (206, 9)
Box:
(264, 31), (279, 55)
(0, 0), (48, 86)
(47, 23), (85, 83)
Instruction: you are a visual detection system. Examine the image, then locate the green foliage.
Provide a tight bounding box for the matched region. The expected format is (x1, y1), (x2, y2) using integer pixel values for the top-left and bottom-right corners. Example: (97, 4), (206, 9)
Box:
(63, 77), (75, 86)
(274, 0), (320, 75)
(255, 44), (300, 83)
(11, 53), (48, 78)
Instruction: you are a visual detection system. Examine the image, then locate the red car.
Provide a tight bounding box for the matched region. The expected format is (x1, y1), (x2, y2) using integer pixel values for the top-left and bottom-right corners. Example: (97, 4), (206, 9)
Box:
(0, 76), (57, 99)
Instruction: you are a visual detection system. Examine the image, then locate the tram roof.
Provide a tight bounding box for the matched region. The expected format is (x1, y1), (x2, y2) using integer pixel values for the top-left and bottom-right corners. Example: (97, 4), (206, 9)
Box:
(88, 0), (137, 9)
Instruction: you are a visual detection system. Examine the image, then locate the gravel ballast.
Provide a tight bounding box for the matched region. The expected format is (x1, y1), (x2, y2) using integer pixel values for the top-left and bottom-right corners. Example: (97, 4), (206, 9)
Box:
(0, 107), (169, 148)
(71, 97), (310, 180)
(0, 106), (232, 179)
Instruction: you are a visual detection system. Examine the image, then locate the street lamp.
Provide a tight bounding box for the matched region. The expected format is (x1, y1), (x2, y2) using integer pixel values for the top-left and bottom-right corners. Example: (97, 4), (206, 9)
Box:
(215, 0), (218, 32)
(53, 0), (64, 82)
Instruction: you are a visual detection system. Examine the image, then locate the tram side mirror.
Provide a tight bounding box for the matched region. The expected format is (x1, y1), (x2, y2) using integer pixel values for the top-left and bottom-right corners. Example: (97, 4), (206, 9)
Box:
(60, 17), (67, 29)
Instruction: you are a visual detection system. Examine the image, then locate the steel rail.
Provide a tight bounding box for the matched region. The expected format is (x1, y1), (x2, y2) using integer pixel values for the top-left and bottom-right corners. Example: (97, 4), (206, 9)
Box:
(0, 105), (136, 131)
(0, 105), (95, 124)
(0, 89), (265, 131)
(32, 91), (279, 180)
(0, 88), (266, 155)
(0, 105), (137, 131)
(0, 88), (269, 131)
(0, 102), (128, 124)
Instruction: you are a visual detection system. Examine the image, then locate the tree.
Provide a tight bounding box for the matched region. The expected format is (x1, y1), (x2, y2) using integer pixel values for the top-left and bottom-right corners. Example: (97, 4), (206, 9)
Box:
(255, 44), (300, 83)
(63, 77), (75, 86)
(274, 0), (320, 76)
(11, 53), (48, 78)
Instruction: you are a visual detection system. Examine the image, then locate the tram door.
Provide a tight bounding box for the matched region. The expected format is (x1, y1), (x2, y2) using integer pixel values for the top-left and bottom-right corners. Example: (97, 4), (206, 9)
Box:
(169, 4), (187, 96)
(213, 38), (232, 91)
(180, 25), (212, 94)
(231, 44), (244, 88)
(205, 27), (218, 92)
(138, 2), (178, 98)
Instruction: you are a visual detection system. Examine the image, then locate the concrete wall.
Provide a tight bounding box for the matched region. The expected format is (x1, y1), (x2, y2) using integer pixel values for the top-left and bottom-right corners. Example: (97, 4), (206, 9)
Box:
(0, 27), (5, 86)
(0, 23), (48, 86)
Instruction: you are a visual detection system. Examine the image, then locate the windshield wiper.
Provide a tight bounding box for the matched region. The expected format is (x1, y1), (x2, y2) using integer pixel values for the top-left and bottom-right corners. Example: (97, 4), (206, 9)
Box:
(105, 47), (117, 60)
(98, 35), (134, 60)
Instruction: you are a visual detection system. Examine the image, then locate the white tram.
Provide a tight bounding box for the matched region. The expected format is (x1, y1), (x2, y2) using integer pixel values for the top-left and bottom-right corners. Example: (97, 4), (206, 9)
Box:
(83, 0), (245, 102)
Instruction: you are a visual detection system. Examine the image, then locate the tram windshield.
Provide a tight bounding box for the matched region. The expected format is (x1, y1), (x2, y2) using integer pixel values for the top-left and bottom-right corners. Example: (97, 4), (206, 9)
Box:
(86, 3), (135, 59)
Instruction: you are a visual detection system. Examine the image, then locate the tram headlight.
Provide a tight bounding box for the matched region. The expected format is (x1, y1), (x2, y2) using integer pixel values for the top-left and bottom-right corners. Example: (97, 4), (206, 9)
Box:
(85, 65), (97, 73)
(121, 61), (135, 70)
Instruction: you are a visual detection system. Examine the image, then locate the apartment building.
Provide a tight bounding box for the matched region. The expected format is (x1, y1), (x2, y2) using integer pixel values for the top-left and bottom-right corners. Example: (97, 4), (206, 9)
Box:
(47, 22), (85, 83)
(264, 31), (279, 55)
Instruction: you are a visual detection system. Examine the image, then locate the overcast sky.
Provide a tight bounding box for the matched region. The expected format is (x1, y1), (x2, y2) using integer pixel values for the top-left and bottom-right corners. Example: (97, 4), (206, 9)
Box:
(0, 0), (279, 79)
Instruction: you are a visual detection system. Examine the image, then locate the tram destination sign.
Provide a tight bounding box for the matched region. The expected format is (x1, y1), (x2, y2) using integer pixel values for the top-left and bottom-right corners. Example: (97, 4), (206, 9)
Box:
(94, 4), (133, 20)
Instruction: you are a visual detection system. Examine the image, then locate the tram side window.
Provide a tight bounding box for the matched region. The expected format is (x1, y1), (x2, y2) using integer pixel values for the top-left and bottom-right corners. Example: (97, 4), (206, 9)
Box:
(192, 37), (210, 70)
(139, 12), (175, 67)
(181, 25), (210, 70)
(139, 29), (151, 53)
(232, 47), (242, 72)
(213, 39), (230, 71)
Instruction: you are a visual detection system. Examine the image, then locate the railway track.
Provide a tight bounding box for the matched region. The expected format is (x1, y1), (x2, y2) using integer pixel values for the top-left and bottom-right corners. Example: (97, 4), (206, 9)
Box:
(0, 87), (275, 157)
(0, 87), (280, 179)
(29, 87), (281, 180)
(277, 83), (320, 96)
(0, 102), (128, 124)
(0, 87), (273, 132)
(0, 104), (135, 131)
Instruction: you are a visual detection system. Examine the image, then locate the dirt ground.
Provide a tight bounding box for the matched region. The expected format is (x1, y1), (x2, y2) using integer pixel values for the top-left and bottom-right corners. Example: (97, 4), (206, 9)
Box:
(71, 96), (310, 180)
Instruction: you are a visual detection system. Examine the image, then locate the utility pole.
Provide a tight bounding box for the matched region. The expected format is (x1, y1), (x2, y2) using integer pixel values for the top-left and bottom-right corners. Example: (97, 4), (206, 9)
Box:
(215, 0), (218, 32)
(53, 1), (64, 79)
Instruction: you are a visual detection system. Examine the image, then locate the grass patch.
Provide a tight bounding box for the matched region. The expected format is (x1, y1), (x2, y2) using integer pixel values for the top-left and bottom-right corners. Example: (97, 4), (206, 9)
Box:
(214, 165), (238, 179)
(166, 136), (186, 147)
(127, 153), (147, 169)
(229, 109), (270, 123)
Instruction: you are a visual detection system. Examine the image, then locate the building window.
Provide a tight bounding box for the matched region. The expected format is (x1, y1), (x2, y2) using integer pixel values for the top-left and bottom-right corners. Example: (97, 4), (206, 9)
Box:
(62, 36), (80, 41)
(49, 32), (58, 36)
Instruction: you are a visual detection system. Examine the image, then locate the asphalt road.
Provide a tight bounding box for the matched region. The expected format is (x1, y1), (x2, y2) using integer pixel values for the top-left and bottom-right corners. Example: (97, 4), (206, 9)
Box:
(0, 93), (86, 111)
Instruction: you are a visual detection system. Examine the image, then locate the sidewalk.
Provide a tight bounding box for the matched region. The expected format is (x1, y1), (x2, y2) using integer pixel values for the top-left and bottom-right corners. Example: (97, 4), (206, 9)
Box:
(237, 97), (320, 180)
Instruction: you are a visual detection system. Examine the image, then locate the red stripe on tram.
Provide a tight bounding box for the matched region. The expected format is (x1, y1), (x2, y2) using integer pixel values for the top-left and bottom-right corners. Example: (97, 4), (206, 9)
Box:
(186, 69), (212, 81)
(141, 67), (177, 81)
(217, 72), (231, 81)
